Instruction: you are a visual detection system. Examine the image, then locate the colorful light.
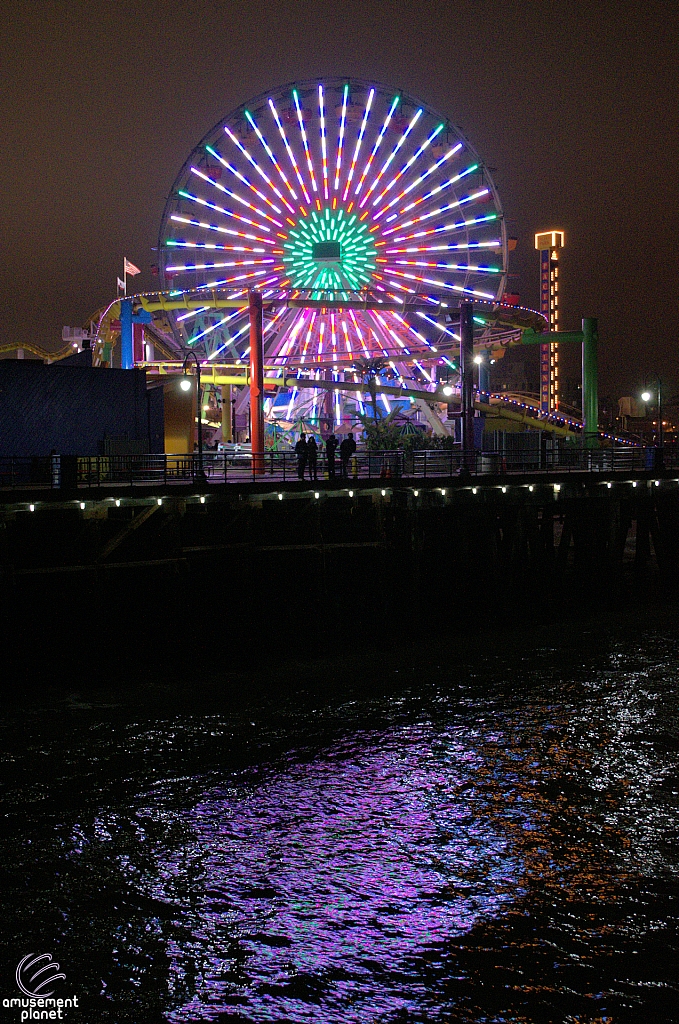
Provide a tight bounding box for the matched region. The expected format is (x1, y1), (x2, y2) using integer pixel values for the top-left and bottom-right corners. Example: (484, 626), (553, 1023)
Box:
(160, 79), (508, 423)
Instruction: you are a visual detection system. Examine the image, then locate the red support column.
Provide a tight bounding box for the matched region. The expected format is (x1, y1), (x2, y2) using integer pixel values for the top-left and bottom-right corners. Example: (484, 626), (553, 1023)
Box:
(249, 290), (265, 474)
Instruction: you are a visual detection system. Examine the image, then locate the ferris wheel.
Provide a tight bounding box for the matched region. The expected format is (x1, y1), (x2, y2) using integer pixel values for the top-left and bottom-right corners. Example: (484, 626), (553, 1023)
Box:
(158, 77), (508, 425)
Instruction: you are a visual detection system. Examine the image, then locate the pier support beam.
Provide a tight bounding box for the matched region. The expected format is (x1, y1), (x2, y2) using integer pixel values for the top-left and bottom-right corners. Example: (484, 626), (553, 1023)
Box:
(582, 317), (598, 447)
(249, 290), (265, 474)
(460, 302), (475, 466)
(221, 384), (232, 443)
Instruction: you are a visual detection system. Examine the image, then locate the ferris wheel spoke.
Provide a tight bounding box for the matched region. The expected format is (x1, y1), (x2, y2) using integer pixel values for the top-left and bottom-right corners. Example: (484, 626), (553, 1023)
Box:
(358, 107), (422, 209)
(268, 98), (311, 205)
(389, 163), (481, 222)
(203, 146), (285, 220)
(185, 308), (244, 346)
(370, 123), (445, 213)
(174, 190), (274, 236)
(381, 187), (493, 237)
(333, 84), (349, 193)
(293, 89), (319, 198)
(243, 110), (299, 206)
(386, 267), (497, 300)
(342, 88), (374, 202)
(384, 239), (502, 254)
(169, 213), (276, 247)
(223, 125), (296, 216)
(376, 144), (465, 221)
(354, 94), (400, 198)
(166, 258), (276, 273)
(188, 168), (284, 228)
(318, 85), (330, 201)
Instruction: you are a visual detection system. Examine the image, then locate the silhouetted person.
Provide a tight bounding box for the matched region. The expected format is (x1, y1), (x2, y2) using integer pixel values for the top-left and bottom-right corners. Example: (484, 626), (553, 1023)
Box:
(307, 436), (318, 480)
(339, 432), (356, 478)
(295, 434), (307, 480)
(326, 433), (338, 478)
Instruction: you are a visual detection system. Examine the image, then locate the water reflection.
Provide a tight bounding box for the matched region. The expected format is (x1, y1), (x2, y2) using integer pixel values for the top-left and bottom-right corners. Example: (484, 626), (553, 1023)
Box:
(2, 626), (679, 1022)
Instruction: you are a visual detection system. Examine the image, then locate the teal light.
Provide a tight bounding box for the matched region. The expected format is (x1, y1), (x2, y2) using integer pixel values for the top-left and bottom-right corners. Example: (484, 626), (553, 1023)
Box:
(282, 206), (377, 293)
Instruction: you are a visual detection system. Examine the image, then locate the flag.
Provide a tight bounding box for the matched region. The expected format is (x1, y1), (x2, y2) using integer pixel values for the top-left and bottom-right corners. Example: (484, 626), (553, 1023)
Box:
(117, 277), (126, 292)
(124, 258), (141, 276)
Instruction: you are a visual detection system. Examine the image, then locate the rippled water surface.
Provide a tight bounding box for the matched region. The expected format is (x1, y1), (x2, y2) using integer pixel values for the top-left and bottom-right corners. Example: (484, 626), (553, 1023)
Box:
(2, 616), (679, 1022)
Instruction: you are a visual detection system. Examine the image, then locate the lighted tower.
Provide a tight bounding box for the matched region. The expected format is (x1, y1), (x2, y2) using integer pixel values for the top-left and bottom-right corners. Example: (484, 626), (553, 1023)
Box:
(535, 230), (565, 412)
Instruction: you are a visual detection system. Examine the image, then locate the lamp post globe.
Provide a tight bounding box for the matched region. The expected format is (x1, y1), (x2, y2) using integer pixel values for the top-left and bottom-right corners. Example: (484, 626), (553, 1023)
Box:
(181, 352), (207, 484)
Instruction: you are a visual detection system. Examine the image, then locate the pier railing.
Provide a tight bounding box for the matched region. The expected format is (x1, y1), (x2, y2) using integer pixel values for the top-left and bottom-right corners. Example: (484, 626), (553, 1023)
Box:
(0, 445), (675, 492)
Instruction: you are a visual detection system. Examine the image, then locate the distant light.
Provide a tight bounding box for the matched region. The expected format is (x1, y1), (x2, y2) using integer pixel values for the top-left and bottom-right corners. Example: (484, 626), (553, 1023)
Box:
(641, 390), (652, 402)
(501, 485), (507, 493)
(348, 490), (354, 497)
(472, 487), (477, 494)
(314, 492), (320, 499)
(631, 481), (637, 488)
(606, 481), (612, 488)
(528, 485), (534, 492)
(442, 385), (454, 397)
(381, 489), (386, 496)
(180, 378), (192, 391)
(200, 495), (206, 503)
(157, 498), (162, 505)
(440, 488), (446, 496)
(554, 483), (561, 492)
(115, 499), (121, 506)
(413, 489), (419, 497)
(473, 355), (483, 365)
(29, 504), (35, 512)
(655, 479), (660, 486)
(80, 502), (86, 510)
(278, 492), (283, 500)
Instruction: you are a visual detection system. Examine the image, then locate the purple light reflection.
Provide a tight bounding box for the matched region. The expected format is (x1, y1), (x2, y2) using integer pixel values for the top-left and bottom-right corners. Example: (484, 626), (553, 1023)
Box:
(154, 723), (530, 1022)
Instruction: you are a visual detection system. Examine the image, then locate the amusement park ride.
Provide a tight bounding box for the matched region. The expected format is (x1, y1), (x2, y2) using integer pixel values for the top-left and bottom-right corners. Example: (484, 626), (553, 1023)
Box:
(8, 78), (602, 453)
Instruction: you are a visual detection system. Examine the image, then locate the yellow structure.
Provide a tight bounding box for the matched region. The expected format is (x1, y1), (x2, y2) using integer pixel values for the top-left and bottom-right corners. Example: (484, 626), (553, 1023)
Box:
(535, 230), (565, 412)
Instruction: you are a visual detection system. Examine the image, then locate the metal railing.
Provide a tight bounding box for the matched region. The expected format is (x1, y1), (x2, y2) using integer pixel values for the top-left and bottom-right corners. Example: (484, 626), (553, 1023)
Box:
(0, 445), (676, 491)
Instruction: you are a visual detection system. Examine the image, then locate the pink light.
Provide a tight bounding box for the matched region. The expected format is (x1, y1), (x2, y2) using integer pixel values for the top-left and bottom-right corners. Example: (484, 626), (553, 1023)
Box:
(334, 84), (348, 191)
(371, 123), (444, 211)
(293, 89), (318, 194)
(376, 144), (464, 220)
(342, 88), (374, 201)
(382, 188), (490, 238)
(244, 110), (298, 204)
(359, 107), (422, 209)
(318, 85), (329, 201)
(355, 95), (400, 195)
(223, 125), (295, 215)
(190, 166), (284, 228)
(269, 98), (311, 204)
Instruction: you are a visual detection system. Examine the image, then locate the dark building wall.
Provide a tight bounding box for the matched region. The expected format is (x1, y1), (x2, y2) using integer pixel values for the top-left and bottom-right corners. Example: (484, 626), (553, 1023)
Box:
(0, 362), (159, 456)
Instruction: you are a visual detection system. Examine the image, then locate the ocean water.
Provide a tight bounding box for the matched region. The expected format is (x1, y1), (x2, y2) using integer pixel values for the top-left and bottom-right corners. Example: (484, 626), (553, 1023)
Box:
(1, 615), (678, 1022)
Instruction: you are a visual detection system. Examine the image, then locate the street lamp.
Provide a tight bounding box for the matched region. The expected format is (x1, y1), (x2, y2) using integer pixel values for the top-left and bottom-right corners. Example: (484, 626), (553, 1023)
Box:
(182, 351), (207, 484)
(641, 376), (663, 448)
(641, 375), (663, 467)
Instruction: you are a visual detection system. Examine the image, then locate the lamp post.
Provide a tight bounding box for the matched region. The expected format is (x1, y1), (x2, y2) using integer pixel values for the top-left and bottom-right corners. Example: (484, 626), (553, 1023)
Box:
(181, 351), (207, 484)
(641, 375), (663, 467)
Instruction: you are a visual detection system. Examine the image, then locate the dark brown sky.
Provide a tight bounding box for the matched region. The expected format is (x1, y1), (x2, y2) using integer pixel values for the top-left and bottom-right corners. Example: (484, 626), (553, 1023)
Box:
(1, 0), (677, 396)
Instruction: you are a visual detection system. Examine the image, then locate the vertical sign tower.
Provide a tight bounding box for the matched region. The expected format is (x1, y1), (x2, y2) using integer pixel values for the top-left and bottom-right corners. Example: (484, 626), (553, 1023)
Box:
(535, 230), (565, 412)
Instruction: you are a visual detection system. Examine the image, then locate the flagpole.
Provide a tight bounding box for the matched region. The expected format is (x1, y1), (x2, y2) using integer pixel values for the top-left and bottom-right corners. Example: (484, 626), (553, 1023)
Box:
(123, 258), (127, 296)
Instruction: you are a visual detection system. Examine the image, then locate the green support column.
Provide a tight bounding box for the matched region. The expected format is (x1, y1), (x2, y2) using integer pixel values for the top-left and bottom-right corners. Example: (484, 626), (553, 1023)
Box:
(582, 317), (598, 447)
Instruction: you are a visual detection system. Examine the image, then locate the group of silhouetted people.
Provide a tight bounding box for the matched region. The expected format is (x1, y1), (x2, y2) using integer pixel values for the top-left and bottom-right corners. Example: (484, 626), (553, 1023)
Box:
(294, 432), (357, 481)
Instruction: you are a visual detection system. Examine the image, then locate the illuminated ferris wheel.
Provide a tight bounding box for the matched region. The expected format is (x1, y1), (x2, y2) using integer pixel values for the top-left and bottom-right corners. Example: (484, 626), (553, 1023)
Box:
(158, 77), (508, 426)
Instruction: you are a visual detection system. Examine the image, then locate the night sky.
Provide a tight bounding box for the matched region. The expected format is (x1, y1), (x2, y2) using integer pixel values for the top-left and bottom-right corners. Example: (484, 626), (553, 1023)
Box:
(2, 0), (678, 399)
